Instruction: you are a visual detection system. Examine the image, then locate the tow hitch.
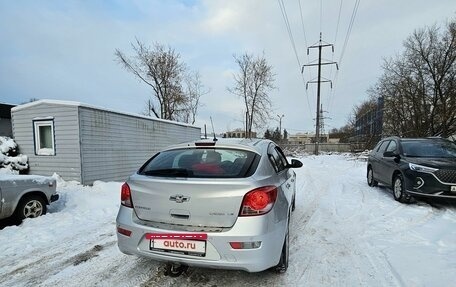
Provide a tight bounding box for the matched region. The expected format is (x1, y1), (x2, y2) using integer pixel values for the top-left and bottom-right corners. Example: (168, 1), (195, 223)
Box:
(164, 262), (188, 277)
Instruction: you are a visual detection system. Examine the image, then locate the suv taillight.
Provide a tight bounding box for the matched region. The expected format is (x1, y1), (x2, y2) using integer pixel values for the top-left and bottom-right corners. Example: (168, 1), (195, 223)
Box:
(121, 183), (133, 208)
(239, 186), (277, 216)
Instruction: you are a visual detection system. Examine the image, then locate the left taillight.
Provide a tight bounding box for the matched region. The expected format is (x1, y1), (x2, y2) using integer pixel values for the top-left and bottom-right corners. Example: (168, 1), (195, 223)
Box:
(121, 182), (133, 208)
(117, 226), (132, 237)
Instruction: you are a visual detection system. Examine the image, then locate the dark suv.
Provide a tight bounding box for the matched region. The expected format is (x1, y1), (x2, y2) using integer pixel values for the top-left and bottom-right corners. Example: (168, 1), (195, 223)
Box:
(367, 137), (456, 203)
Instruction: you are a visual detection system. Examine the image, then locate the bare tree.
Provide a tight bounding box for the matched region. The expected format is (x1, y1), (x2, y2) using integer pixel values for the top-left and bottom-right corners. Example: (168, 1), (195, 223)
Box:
(115, 39), (205, 123)
(369, 19), (456, 137)
(229, 53), (275, 138)
(181, 72), (207, 125)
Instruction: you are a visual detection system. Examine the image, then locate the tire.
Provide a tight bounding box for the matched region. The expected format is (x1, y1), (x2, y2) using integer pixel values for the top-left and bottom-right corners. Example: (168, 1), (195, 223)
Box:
(275, 220), (289, 273)
(367, 166), (378, 187)
(393, 174), (412, 203)
(15, 195), (47, 220)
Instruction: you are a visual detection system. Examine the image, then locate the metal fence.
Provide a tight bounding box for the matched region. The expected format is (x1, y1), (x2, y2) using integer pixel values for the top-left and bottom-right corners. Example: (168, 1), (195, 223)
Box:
(281, 143), (355, 153)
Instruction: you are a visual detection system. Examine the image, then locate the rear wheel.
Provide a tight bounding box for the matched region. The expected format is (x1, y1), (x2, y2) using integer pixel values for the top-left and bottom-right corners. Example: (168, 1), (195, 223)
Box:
(275, 220), (289, 273)
(393, 174), (412, 203)
(15, 195), (47, 220)
(367, 166), (378, 187)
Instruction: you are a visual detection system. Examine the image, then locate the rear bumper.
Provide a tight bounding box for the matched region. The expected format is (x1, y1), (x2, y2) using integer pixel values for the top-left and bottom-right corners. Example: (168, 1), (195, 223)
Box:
(115, 206), (287, 272)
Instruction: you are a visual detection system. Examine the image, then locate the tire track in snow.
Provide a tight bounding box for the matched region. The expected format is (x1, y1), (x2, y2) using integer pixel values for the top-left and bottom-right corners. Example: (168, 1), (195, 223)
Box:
(290, 164), (327, 246)
(289, 156), (407, 286)
(362, 200), (444, 240)
(0, 239), (117, 287)
(0, 250), (67, 280)
(357, 242), (404, 287)
(289, 159), (348, 285)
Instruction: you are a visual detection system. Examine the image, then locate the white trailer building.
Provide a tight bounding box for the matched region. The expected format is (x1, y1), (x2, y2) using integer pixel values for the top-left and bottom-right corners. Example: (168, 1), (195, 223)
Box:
(11, 100), (201, 185)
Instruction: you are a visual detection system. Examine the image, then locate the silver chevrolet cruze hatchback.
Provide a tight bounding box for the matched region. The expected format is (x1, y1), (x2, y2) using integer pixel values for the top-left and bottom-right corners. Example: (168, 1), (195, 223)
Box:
(116, 138), (302, 274)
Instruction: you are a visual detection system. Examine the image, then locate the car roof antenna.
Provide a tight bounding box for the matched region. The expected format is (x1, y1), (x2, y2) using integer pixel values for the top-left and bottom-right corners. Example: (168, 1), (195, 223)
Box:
(210, 117), (218, 142)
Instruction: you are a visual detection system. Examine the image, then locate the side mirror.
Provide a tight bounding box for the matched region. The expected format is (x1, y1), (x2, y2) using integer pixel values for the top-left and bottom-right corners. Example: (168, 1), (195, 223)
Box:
(288, 159), (303, 168)
(383, 151), (401, 163)
(383, 151), (397, 158)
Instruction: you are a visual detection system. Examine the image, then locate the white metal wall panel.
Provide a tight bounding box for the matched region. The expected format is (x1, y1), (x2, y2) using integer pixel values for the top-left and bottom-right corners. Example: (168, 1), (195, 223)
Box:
(11, 103), (82, 181)
(79, 107), (200, 185)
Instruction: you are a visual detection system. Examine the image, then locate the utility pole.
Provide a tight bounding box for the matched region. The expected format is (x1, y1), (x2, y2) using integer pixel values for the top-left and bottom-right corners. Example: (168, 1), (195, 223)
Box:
(277, 114), (284, 139)
(302, 33), (338, 155)
(320, 104), (325, 139)
(245, 111), (248, 138)
(312, 104), (331, 143)
(319, 104), (331, 142)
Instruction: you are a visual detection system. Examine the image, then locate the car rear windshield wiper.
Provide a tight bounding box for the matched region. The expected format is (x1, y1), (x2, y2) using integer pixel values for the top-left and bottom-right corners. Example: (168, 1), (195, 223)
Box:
(142, 168), (192, 177)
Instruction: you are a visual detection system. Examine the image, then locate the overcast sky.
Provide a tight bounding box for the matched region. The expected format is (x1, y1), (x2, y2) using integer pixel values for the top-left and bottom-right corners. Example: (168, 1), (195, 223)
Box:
(1, 0), (455, 135)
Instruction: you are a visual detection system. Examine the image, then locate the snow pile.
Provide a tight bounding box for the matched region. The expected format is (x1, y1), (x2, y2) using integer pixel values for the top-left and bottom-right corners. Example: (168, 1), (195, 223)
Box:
(0, 136), (28, 173)
(0, 177), (123, 287)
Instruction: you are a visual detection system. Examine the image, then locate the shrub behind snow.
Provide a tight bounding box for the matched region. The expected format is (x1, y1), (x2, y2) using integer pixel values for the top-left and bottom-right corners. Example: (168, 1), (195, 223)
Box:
(0, 136), (28, 173)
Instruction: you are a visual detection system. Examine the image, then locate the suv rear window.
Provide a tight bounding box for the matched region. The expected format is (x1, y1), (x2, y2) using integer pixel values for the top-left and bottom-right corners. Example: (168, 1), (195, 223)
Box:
(138, 148), (259, 178)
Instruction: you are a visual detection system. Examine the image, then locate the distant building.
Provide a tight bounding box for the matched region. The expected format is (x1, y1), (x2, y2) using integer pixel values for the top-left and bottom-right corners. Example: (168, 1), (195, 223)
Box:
(224, 130), (257, 138)
(0, 103), (16, 137)
(288, 133), (329, 144)
(328, 137), (340, 144)
(354, 97), (384, 143)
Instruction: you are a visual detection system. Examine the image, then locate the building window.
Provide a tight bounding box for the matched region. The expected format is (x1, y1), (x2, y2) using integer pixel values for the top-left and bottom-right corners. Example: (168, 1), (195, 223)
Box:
(33, 120), (55, 156)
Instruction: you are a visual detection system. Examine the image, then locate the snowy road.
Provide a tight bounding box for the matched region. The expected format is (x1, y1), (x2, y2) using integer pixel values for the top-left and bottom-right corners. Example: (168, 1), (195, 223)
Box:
(1, 154), (455, 286)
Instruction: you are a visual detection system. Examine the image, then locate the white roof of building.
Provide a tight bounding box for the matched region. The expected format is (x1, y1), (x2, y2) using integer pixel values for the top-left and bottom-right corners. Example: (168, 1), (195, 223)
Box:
(11, 99), (199, 129)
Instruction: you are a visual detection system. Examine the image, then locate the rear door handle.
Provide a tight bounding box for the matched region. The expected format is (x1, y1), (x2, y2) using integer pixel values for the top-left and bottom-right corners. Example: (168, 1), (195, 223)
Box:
(171, 213), (190, 220)
(170, 209), (190, 220)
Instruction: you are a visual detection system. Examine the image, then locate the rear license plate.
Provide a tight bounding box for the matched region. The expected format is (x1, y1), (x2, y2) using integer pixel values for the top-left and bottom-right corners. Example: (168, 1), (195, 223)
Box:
(146, 233), (207, 255)
(150, 238), (206, 254)
(451, 186), (456, 192)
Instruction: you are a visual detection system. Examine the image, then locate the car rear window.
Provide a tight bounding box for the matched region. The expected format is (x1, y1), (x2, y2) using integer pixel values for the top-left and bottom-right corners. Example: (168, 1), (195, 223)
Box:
(402, 140), (456, 158)
(138, 148), (259, 178)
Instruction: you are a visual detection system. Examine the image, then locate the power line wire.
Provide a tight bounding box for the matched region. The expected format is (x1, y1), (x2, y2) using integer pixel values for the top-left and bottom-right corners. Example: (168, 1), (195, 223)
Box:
(339, 0), (360, 66)
(277, 0), (313, 116)
(328, 69), (340, 115)
(320, 0), (323, 33)
(327, 0), (344, 115)
(297, 0), (309, 49)
(328, 0), (360, 121)
(297, 0), (314, 113)
(278, 0), (301, 67)
(334, 0), (344, 44)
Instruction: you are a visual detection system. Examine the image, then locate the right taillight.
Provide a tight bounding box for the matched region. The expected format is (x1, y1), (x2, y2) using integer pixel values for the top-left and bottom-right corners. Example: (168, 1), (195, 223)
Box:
(239, 186), (278, 216)
(121, 182), (133, 208)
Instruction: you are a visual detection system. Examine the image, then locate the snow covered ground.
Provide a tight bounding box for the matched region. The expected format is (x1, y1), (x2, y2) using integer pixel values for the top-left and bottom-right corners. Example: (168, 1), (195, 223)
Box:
(1, 154), (455, 287)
